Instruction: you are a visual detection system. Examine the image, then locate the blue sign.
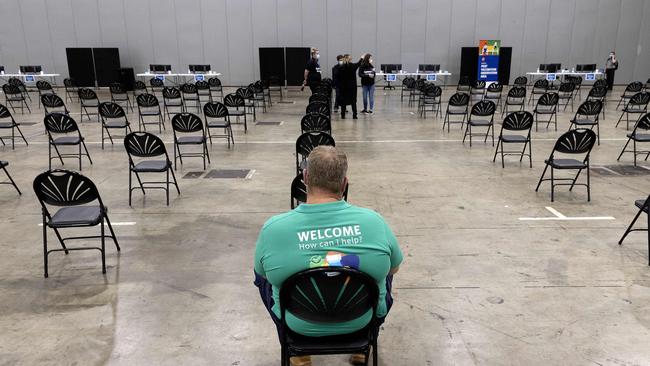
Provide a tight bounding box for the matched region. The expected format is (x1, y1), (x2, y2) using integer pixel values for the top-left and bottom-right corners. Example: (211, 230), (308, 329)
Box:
(194, 74), (205, 82)
(426, 74), (437, 81)
(155, 75), (165, 82)
(585, 73), (595, 81)
(477, 40), (500, 82)
(24, 75), (35, 82)
(385, 74), (396, 82)
(546, 74), (556, 81)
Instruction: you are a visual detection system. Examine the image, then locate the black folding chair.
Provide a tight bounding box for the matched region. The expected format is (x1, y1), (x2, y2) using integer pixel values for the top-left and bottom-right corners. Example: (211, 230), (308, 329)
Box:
(181, 83), (201, 114)
(587, 86), (608, 119)
(203, 101), (234, 148)
(290, 172), (348, 209)
(484, 82), (503, 109)
(236, 87), (257, 121)
(533, 92), (559, 131)
(615, 92), (650, 130)
(463, 100), (496, 147)
(78, 88), (100, 122)
(162, 87), (184, 120)
(0, 160), (21, 194)
(557, 82), (576, 111)
(493, 111), (533, 168)
(196, 80), (212, 105)
(63, 78), (79, 103)
(501, 86), (526, 117)
(569, 100), (603, 145)
(224, 93), (247, 133)
(99, 102), (132, 149)
(535, 129), (597, 202)
(133, 80), (148, 99)
(3, 84), (31, 114)
(41, 94), (70, 116)
(171, 113), (210, 170)
(33, 169), (120, 277)
(149, 77), (164, 96)
(36, 80), (56, 109)
(616, 82), (644, 110)
(456, 75), (471, 93)
(618, 195), (650, 266)
(442, 92), (469, 132)
(645, 78), (650, 92)
(8, 77), (32, 103)
(208, 77), (224, 101)
(136, 93), (165, 132)
(110, 83), (133, 112)
(513, 76), (528, 87)
(124, 132), (180, 206)
(0, 104), (28, 149)
(44, 113), (92, 170)
(528, 79), (548, 106)
(419, 84), (442, 118)
(401, 77), (415, 102)
(250, 81), (267, 113)
(295, 131), (335, 174)
(279, 267), (380, 366)
(306, 101), (330, 117)
(470, 80), (486, 103)
(301, 113), (331, 134)
(617, 113), (650, 166)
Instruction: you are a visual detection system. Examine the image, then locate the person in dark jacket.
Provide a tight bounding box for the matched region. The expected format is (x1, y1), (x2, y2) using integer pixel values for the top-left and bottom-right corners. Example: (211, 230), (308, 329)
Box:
(358, 54), (376, 113)
(332, 55), (343, 112)
(605, 51), (618, 91)
(337, 54), (364, 119)
(303, 47), (322, 94)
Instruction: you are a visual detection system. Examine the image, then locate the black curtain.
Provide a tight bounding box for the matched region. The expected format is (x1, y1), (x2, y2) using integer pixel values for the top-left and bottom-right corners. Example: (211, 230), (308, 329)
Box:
(259, 47), (286, 85)
(285, 47), (310, 86)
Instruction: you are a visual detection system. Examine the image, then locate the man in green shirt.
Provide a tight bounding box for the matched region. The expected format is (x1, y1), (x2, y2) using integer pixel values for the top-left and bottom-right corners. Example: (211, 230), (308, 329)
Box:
(254, 146), (403, 366)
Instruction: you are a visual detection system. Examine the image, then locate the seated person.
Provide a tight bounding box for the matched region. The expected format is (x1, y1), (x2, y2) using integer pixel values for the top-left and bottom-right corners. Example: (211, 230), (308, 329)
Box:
(253, 146), (403, 366)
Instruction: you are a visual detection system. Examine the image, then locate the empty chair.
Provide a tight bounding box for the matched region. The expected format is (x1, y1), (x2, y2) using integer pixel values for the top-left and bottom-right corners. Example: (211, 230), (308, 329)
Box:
(484, 83), (503, 108)
(618, 194), (650, 265)
(41, 94), (70, 116)
(249, 82), (267, 113)
(401, 77), (415, 102)
(569, 100), (603, 145)
(513, 76), (528, 87)
(463, 100), (496, 147)
(109, 83), (133, 112)
(615, 92), (650, 130)
(133, 80), (148, 99)
(78, 88), (100, 122)
(0, 160), (21, 194)
(616, 81), (644, 110)
(533, 93), (559, 131)
(203, 101), (234, 148)
(0, 104), (28, 149)
(208, 77), (224, 101)
(8, 78), (32, 103)
(98, 102), (132, 149)
(442, 92), (470, 132)
(44, 113), (92, 170)
(295, 131), (335, 174)
(224, 93), (247, 133)
(493, 111), (534, 168)
(557, 82), (576, 111)
(36, 80), (55, 103)
(3, 84), (31, 114)
(409, 79), (427, 107)
(124, 132), (180, 206)
(587, 86), (608, 119)
(306, 101), (330, 116)
(260, 79), (272, 106)
(301, 113), (331, 134)
(535, 129), (597, 202)
(457, 75), (471, 93)
(278, 267), (381, 366)
(502, 86), (526, 116)
(470, 80), (486, 103)
(180, 83), (201, 113)
(419, 84), (442, 118)
(32, 169), (120, 277)
(136, 93), (165, 132)
(617, 113), (650, 166)
(196, 80), (212, 104)
(162, 87), (184, 120)
(528, 79), (549, 105)
(149, 77), (164, 95)
(309, 93), (330, 107)
(566, 75), (583, 99)
(171, 113), (210, 170)
(236, 87), (257, 121)
(267, 76), (283, 102)
(63, 78), (79, 103)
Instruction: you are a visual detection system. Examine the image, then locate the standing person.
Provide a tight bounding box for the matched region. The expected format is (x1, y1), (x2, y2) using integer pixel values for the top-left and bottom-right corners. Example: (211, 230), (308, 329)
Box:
(338, 54), (364, 119)
(358, 54), (376, 114)
(605, 51), (619, 91)
(303, 48), (322, 94)
(332, 55), (343, 113)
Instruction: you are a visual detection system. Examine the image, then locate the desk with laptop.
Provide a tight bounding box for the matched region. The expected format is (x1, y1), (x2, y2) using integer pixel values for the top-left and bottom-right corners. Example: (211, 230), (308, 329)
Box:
(377, 64), (452, 89)
(0, 65), (60, 85)
(136, 64), (222, 85)
(526, 63), (604, 85)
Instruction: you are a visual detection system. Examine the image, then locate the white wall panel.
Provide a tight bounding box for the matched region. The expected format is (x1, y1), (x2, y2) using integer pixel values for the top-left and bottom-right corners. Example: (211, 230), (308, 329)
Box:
(499, 0), (526, 77)
(225, 0), (254, 85)
(149, 0), (180, 69)
(124, 0), (154, 74)
(45, 0), (77, 74)
(327, 0), (352, 73)
(351, 0), (377, 64)
(520, 0), (550, 74)
(545, 0), (575, 66)
(593, 0), (621, 65)
(252, 0), (278, 79)
(570, 0), (598, 66)
(376, 0), (402, 66)
(18, 0), (55, 72)
(0, 0), (29, 71)
(614, 0), (645, 82)
(425, 0), (452, 70)
(175, 0), (205, 70)
(70, 0), (102, 46)
(448, 0), (477, 78)
(98, 0), (129, 65)
(199, 0), (229, 83)
(277, 0), (302, 47)
(633, 0), (650, 82)
(401, 0), (427, 72)
(302, 0), (328, 75)
(475, 0), (501, 39)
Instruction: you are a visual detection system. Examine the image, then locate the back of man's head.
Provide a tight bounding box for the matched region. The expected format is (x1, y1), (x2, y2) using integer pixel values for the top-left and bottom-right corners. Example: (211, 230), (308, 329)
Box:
(305, 146), (348, 197)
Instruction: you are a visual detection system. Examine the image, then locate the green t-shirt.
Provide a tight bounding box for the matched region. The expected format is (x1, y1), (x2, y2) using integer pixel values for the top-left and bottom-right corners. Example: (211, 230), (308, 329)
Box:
(254, 200), (403, 337)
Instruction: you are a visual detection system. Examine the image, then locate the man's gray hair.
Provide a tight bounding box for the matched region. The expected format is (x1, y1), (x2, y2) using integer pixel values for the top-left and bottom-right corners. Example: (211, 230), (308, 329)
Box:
(306, 146), (348, 195)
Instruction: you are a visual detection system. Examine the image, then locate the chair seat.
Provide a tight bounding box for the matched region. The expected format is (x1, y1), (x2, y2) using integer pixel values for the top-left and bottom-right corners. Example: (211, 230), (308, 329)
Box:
(634, 200), (649, 212)
(81, 101), (99, 107)
(133, 160), (170, 172)
(6, 96), (24, 101)
(228, 109), (246, 116)
(546, 158), (587, 169)
(165, 101), (183, 107)
(52, 136), (82, 145)
(104, 120), (129, 128)
(629, 133), (650, 141)
(572, 119), (597, 126)
(285, 328), (371, 354)
(623, 107), (646, 113)
(0, 122), (17, 128)
(207, 121), (230, 128)
(49, 206), (103, 228)
(501, 135), (528, 143)
(140, 110), (161, 116)
(535, 108), (556, 114)
(177, 136), (205, 144)
(468, 119), (492, 126)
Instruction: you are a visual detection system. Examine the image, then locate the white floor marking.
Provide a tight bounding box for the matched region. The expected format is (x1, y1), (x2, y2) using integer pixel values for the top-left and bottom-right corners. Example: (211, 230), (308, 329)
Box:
(245, 169), (256, 179)
(519, 206), (615, 221)
(38, 221), (137, 227)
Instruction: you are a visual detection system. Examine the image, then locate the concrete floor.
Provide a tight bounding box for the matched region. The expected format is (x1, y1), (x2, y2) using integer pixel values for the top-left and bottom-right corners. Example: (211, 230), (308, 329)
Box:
(0, 83), (649, 366)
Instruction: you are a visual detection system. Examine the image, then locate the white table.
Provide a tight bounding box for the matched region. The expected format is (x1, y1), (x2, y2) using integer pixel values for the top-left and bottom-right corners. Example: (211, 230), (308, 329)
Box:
(526, 70), (604, 84)
(0, 73), (60, 86)
(136, 72), (222, 85)
(375, 71), (453, 88)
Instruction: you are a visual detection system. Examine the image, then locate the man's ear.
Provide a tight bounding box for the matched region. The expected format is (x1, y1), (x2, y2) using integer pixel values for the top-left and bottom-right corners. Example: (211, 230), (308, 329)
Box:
(341, 177), (348, 197)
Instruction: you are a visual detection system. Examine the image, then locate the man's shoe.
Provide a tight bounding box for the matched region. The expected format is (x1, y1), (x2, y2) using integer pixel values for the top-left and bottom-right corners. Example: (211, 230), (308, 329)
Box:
(349, 354), (366, 365)
(361, 110), (367, 113)
(352, 114), (358, 119)
(290, 355), (312, 366)
(368, 110), (373, 114)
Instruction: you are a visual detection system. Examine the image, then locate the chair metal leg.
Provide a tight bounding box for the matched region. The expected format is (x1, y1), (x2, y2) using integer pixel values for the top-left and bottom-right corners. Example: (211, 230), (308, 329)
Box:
(535, 162), (550, 192)
(100, 216), (106, 274)
(43, 214), (49, 278)
(3, 166), (21, 195)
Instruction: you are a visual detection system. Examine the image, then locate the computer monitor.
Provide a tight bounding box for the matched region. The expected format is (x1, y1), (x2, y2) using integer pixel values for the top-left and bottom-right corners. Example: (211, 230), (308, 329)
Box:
(539, 64), (548, 72)
(189, 64), (210, 73)
(19, 65), (42, 74)
(426, 74), (437, 81)
(392, 64), (402, 73)
(385, 74), (397, 82)
(419, 64), (441, 72)
(547, 63), (561, 73)
(0, 66), (4, 74)
(150, 64), (172, 73)
(583, 64), (596, 72)
(194, 74), (205, 82)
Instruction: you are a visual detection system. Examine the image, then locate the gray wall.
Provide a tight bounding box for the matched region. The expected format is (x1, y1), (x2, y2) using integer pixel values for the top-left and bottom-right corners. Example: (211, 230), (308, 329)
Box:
(0, 0), (649, 85)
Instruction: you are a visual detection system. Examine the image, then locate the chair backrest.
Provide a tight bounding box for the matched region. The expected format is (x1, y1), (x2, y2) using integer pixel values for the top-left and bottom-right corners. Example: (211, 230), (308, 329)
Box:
(634, 113), (650, 131)
(559, 82), (576, 93)
(223, 93), (244, 108)
(171, 113), (204, 133)
(8, 78), (25, 88)
(33, 169), (100, 207)
(507, 86), (526, 98)
(124, 131), (167, 158)
(2, 84), (21, 95)
(0, 104), (12, 119)
(279, 267), (379, 324)
(537, 92), (559, 106)
(448, 92), (470, 106)
(588, 86), (607, 99)
(458, 75), (471, 86)
(99, 102), (126, 119)
(203, 102), (229, 118)
(44, 113), (79, 134)
(78, 87), (98, 101)
(301, 113), (331, 134)
(195, 80), (210, 90)
(513, 76), (528, 86)
(628, 92), (650, 106)
(63, 78), (76, 88)
(625, 81), (643, 93)
(402, 77), (415, 88)
(290, 173), (308, 208)
(470, 100), (496, 117)
(533, 79), (549, 89)
(36, 80), (53, 91)
(306, 101), (330, 115)
(296, 131), (335, 160)
(40, 94), (66, 109)
(181, 83), (198, 95)
(134, 80), (147, 91)
(208, 77), (222, 87)
(136, 93), (160, 108)
(575, 100), (602, 117)
(487, 83), (502, 93)
(502, 111), (534, 131)
(553, 129), (597, 154)
(109, 83), (126, 95)
(150, 78), (164, 87)
(424, 85), (442, 98)
(236, 87), (253, 99)
(309, 93), (330, 105)
(162, 87), (181, 100)
(593, 79), (608, 89)
(472, 80), (486, 90)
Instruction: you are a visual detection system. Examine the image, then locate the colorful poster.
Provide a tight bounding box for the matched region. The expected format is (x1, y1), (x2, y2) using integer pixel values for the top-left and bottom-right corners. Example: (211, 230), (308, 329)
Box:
(477, 40), (500, 82)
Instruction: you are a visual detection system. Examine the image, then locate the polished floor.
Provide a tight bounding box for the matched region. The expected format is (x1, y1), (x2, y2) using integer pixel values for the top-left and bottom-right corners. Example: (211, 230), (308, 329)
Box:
(0, 83), (649, 366)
